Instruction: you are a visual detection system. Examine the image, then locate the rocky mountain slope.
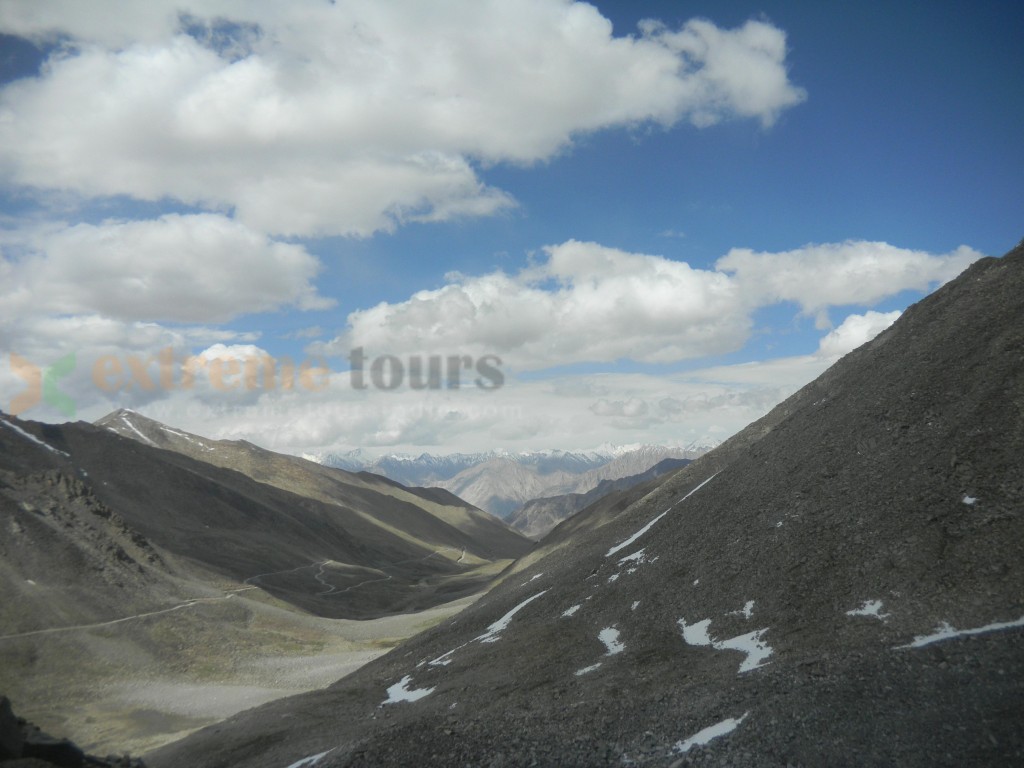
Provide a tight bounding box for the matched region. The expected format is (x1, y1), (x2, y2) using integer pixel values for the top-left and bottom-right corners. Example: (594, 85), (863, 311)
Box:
(85, 411), (531, 619)
(507, 457), (692, 539)
(150, 242), (1024, 767)
(0, 411), (530, 754)
(95, 409), (530, 573)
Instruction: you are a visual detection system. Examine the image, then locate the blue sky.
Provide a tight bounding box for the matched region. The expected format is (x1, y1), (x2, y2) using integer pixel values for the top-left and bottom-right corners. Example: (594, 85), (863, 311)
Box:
(0, 1), (1020, 454)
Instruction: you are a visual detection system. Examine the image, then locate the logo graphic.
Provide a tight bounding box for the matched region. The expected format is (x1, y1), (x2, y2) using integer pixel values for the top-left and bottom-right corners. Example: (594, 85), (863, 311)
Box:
(7, 347), (502, 418)
(9, 353), (77, 418)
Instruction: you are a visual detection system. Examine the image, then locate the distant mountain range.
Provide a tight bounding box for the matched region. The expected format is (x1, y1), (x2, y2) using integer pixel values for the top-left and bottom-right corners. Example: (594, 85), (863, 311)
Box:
(308, 443), (714, 519)
(507, 457), (693, 539)
(152, 242), (1024, 767)
(307, 448), (612, 485)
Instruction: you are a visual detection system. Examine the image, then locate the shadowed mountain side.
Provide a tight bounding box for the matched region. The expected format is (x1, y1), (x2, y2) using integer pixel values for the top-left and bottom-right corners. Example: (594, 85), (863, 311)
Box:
(59, 422), (529, 619)
(95, 410), (530, 561)
(0, 408), (538, 755)
(149, 243), (1023, 767)
(508, 458), (692, 540)
(1, 416), (531, 621)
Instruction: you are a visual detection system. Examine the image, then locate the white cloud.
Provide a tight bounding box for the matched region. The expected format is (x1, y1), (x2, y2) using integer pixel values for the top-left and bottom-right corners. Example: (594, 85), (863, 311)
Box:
(2, 248), (911, 438)
(643, 17), (807, 128)
(0, 213), (331, 323)
(0, 227), (983, 451)
(717, 241), (979, 315)
(1, 315), (259, 365)
(313, 240), (749, 368)
(313, 239), (980, 372)
(0, 1), (193, 47)
(0, 1), (806, 236)
(0, 314), (267, 420)
(588, 396), (670, 430)
(816, 310), (901, 358)
(590, 398), (649, 418)
(196, 343), (272, 363)
(50, 360), (810, 456)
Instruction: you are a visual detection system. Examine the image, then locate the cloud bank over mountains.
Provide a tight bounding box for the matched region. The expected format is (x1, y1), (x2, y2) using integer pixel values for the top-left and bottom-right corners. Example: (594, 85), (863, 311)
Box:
(0, 236), (972, 457)
(315, 240), (979, 370)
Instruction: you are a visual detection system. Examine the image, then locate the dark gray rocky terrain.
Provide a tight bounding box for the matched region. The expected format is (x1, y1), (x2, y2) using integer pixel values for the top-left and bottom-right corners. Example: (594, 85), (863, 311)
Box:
(149, 241), (1024, 767)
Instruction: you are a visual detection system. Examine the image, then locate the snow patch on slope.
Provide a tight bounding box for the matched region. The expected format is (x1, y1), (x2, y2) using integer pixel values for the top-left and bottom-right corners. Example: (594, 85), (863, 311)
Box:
(599, 627), (625, 656)
(606, 510), (670, 559)
(119, 413), (157, 446)
(617, 549), (648, 566)
(846, 599), (890, 621)
(727, 600), (755, 620)
(284, 749), (334, 768)
(160, 424), (215, 451)
(678, 616), (773, 673)
(674, 712), (749, 754)
(426, 590), (550, 666)
(476, 590), (548, 644)
(1, 419), (69, 457)
(680, 618), (713, 646)
(897, 616), (1024, 649)
(382, 675), (434, 705)
(605, 473), (718, 557)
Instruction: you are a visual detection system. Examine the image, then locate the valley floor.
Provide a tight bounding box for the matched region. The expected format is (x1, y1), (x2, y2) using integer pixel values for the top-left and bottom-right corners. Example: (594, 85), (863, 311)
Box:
(0, 583), (483, 756)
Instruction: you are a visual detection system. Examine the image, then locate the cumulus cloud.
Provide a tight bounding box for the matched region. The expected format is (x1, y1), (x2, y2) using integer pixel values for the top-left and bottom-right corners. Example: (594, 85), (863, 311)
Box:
(312, 240), (748, 367)
(816, 310), (901, 358)
(642, 17), (807, 128)
(312, 239), (980, 372)
(196, 343), (272, 363)
(0, 313), (264, 419)
(0, 211), (329, 419)
(0, 313), (259, 380)
(0, 1), (806, 236)
(717, 241), (979, 315)
(0, 213), (331, 323)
